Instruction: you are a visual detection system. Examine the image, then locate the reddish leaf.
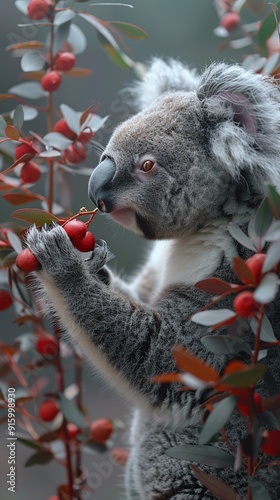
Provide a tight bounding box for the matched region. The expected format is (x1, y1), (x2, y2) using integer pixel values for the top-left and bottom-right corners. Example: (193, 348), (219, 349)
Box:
(64, 67), (93, 77)
(6, 41), (45, 52)
(151, 373), (183, 384)
(190, 465), (242, 500)
(172, 346), (219, 383)
(195, 278), (237, 294)
(11, 208), (59, 225)
(5, 125), (19, 140)
(2, 154), (36, 175)
(3, 193), (42, 205)
(108, 21), (149, 40)
(233, 256), (256, 284)
(80, 102), (95, 126)
(13, 315), (41, 325)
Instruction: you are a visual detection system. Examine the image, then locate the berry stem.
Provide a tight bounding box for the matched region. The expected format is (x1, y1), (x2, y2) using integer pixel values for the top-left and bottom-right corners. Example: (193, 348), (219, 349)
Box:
(75, 354), (83, 499)
(53, 325), (74, 499)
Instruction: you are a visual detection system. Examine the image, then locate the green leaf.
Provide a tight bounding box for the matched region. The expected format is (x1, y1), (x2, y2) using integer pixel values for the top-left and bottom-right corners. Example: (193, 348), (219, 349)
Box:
(195, 278), (236, 295)
(257, 1), (280, 56)
(53, 21), (71, 57)
(60, 104), (81, 135)
(9, 82), (46, 100)
(233, 256), (256, 284)
(259, 411), (280, 430)
(17, 437), (43, 451)
(220, 364), (267, 388)
(190, 465), (242, 500)
(0, 114), (7, 137)
(11, 208), (59, 225)
(2, 250), (17, 268)
(227, 222), (257, 251)
(250, 478), (273, 500)
(97, 32), (131, 68)
(21, 51), (44, 72)
(13, 105), (24, 133)
(263, 242), (280, 273)
(199, 396), (237, 445)
(37, 431), (59, 443)
(109, 21), (148, 39)
(253, 273), (279, 303)
(264, 220), (280, 242)
(166, 444), (234, 468)
(3, 193), (42, 205)
(250, 315), (277, 342)
(191, 309), (236, 327)
(25, 450), (53, 467)
(54, 9), (76, 26)
(58, 394), (86, 428)
(267, 185), (280, 219)
(255, 197), (274, 238)
(68, 23), (87, 55)
(44, 131), (72, 150)
(201, 335), (251, 355)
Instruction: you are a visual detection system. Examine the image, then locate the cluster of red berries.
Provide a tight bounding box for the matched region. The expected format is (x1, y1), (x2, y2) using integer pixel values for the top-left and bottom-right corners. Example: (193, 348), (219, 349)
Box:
(233, 253), (266, 318)
(220, 11), (240, 32)
(27, 1), (77, 93)
(16, 219), (96, 273)
(14, 142), (41, 184)
(54, 118), (93, 164)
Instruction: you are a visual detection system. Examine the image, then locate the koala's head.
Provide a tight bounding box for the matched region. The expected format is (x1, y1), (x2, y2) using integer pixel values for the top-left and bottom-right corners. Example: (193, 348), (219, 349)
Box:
(88, 59), (280, 240)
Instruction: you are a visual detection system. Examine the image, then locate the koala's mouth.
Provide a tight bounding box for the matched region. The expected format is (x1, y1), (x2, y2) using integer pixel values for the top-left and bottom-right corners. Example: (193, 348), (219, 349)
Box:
(109, 207), (138, 230)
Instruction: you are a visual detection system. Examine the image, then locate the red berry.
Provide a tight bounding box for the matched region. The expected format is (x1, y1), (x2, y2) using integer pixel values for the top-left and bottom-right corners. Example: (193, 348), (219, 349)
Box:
(90, 418), (113, 444)
(41, 71), (62, 92)
(55, 52), (76, 72)
(233, 291), (259, 318)
(64, 142), (86, 164)
(14, 143), (37, 161)
(20, 161), (41, 184)
(261, 430), (280, 456)
(54, 118), (76, 140)
(111, 448), (129, 465)
(220, 12), (240, 32)
(67, 423), (79, 439)
(0, 290), (13, 311)
(36, 336), (59, 359)
(39, 400), (59, 422)
(245, 253), (266, 284)
(16, 248), (40, 272)
(63, 220), (87, 244)
(27, 0), (52, 20)
(237, 392), (263, 416)
(75, 231), (95, 252)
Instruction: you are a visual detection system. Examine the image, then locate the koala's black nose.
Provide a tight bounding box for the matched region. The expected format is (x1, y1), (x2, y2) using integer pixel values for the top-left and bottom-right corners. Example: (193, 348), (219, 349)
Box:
(88, 158), (116, 212)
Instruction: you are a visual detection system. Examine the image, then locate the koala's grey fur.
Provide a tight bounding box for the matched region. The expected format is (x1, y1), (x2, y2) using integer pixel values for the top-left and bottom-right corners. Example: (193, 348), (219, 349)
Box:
(26, 59), (280, 499)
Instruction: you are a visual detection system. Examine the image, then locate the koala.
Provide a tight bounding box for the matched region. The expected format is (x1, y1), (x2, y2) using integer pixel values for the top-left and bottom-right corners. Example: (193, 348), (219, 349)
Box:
(26, 59), (280, 499)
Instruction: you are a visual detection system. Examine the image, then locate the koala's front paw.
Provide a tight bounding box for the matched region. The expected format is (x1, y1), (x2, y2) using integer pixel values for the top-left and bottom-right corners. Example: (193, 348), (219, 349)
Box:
(86, 239), (108, 274)
(26, 224), (82, 279)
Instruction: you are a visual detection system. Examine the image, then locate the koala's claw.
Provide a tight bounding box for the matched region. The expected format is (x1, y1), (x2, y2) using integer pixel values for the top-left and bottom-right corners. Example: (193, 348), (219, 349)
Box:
(88, 239), (108, 271)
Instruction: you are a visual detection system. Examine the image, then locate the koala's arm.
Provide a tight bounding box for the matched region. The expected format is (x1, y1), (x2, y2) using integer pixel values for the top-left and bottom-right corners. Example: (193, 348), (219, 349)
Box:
(26, 225), (220, 420)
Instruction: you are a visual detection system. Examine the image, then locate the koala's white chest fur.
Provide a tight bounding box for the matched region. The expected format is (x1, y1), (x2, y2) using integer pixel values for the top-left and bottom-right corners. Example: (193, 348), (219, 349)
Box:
(132, 219), (238, 303)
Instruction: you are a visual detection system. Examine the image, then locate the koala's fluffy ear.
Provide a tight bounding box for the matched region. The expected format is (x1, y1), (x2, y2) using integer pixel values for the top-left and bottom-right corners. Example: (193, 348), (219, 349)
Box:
(197, 63), (280, 189)
(131, 57), (199, 111)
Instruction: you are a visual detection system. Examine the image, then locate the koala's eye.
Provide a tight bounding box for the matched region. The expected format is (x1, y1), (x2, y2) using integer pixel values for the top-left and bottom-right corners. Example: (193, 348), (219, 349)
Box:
(140, 160), (155, 172)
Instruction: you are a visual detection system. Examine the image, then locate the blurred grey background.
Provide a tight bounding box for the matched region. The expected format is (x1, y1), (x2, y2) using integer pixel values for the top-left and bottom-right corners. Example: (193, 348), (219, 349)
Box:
(0, 1), (257, 499)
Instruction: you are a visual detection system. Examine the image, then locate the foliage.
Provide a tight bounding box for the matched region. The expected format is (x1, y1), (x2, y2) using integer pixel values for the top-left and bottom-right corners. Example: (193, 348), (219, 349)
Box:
(153, 187), (280, 499)
(0, 1), (145, 498)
